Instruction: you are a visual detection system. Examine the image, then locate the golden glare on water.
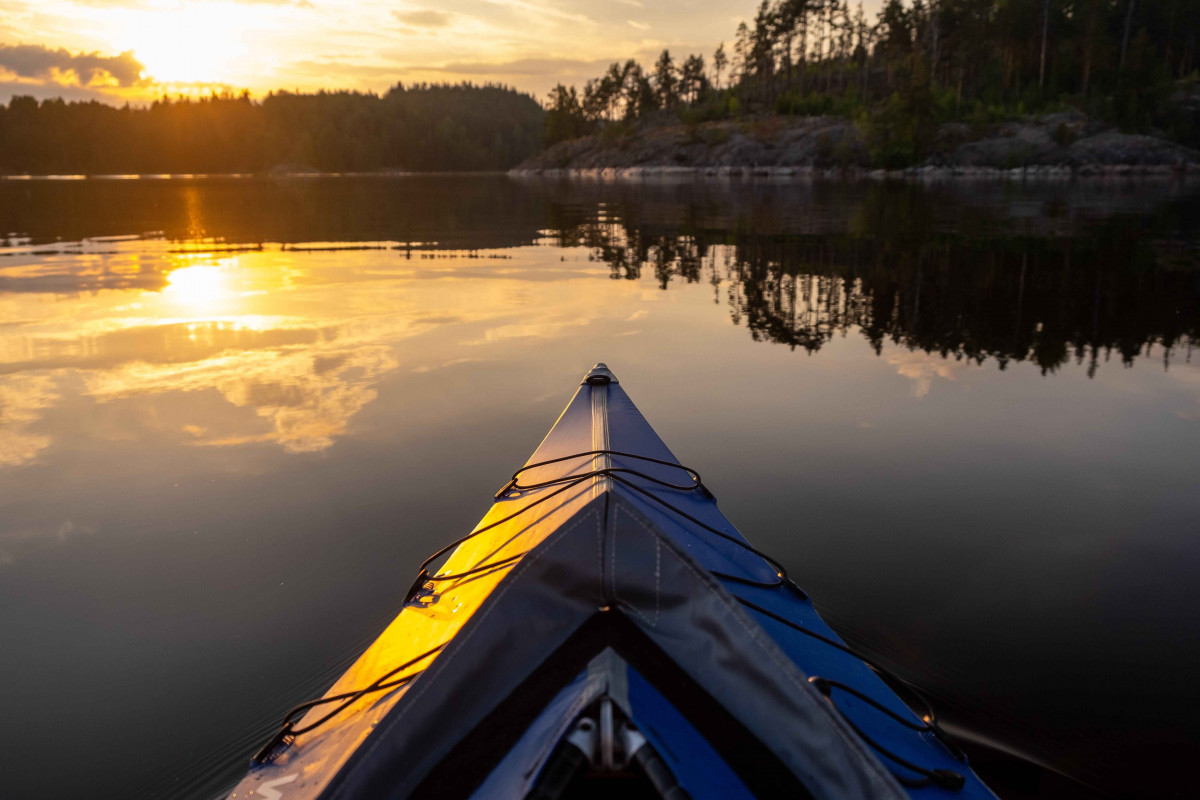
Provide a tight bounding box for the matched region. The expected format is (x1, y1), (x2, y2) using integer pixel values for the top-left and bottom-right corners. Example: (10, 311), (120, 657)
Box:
(163, 263), (232, 310)
(0, 240), (614, 464)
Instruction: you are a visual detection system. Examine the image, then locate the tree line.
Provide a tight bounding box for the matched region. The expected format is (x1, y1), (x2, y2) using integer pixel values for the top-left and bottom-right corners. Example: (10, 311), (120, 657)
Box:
(0, 82), (545, 175)
(545, 0), (1200, 156)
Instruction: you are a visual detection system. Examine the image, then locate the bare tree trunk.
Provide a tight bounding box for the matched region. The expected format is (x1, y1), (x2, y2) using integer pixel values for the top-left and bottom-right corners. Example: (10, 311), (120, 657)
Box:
(931, 1), (941, 84)
(784, 32), (794, 94)
(799, 20), (808, 96)
(1120, 0), (1137, 69)
(862, 48), (869, 99)
(1082, 5), (1095, 95)
(819, 10), (828, 94)
(1039, 0), (1049, 88)
(840, 2), (849, 92)
(824, 1), (834, 93)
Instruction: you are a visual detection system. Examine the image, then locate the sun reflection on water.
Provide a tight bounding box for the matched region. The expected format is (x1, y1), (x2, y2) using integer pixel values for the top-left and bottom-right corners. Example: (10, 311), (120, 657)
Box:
(0, 239), (583, 468)
(163, 262), (233, 311)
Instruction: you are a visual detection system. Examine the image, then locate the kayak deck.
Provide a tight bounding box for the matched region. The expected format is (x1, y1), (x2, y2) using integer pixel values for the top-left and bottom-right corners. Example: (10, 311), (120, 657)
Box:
(230, 364), (995, 800)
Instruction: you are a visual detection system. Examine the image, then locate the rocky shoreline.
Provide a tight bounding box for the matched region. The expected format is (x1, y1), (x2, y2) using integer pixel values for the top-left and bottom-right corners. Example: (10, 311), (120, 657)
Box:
(511, 163), (1198, 180)
(512, 112), (1200, 179)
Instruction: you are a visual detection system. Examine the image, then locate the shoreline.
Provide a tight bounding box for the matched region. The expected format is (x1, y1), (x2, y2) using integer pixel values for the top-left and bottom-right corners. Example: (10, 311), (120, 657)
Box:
(510, 163), (1200, 181)
(1, 165), (1196, 183)
(513, 111), (1200, 182)
(0, 170), (510, 181)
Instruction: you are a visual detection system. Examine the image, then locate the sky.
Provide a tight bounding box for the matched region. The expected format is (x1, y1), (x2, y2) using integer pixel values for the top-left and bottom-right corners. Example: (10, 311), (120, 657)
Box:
(0, 0), (775, 105)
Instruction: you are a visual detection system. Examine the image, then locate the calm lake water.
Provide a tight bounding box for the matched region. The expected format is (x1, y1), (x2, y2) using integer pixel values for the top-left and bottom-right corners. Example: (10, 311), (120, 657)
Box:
(1, 175), (1198, 799)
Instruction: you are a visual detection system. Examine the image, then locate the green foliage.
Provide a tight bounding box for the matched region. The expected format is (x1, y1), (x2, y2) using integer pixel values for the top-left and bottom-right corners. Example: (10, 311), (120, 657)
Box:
(599, 120), (636, 146)
(967, 100), (1024, 126)
(0, 83), (544, 174)
(861, 93), (919, 167)
(1112, 29), (1174, 132)
(699, 125), (732, 146)
(544, 84), (592, 146)
(543, 0), (1200, 156)
(678, 92), (742, 123)
(775, 89), (867, 119)
(861, 52), (938, 168)
(1053, 122), (1077, 147)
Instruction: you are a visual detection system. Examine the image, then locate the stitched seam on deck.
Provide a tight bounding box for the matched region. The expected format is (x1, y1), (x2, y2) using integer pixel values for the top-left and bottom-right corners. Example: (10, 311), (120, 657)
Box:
(629, 508), (903, 794)
(611, 504), (660, 628)
(598, 493), (605, 603)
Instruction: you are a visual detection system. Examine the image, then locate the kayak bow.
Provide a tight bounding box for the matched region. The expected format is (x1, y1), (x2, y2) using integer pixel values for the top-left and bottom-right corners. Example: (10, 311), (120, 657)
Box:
(231, 364), (996, 800)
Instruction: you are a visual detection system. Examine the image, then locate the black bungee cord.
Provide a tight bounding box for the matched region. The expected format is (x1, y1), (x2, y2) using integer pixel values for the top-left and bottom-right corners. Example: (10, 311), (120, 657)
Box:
(805, 682), (967, 791)
(253, 644), (444, 764)
(408, 450), (794, 596)
(254, 450), (967, 791)
(733, 596), (967, 763)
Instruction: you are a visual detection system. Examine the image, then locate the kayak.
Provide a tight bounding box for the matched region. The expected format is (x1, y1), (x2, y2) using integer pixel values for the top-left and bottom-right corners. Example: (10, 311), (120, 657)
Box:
(230, 364), (996, 800)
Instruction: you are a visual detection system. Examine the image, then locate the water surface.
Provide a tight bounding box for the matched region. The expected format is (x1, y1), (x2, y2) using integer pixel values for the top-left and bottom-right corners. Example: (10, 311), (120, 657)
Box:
(1, 175), (1198, 799)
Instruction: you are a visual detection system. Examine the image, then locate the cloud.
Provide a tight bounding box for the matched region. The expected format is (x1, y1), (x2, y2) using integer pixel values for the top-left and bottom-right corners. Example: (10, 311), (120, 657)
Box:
(627, 20), (650, 30)
(393, 9), (454, 28)
(283, 58), (403, 80)
(886, 351), (968, 398)
(63, 0), (308, 5)
(433, 56), (608, 77)
(0, 80), (112, 102)
(479, 0), (594, 27)
(0, 519), (94, 567)
(0, 43), (145, 87)
(83, 342), (399, 453)
(0, 373), (59, 467)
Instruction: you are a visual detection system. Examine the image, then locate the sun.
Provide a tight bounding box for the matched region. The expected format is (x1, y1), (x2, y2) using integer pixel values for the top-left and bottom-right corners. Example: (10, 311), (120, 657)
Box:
(107, 2), (263, 85)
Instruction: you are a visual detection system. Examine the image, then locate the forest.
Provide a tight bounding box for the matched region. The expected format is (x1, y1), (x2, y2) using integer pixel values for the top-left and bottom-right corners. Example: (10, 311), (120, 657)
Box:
(2, 0), (1197, 174)
(545, 0), (1200, 159)
(0, 82), (544, 174)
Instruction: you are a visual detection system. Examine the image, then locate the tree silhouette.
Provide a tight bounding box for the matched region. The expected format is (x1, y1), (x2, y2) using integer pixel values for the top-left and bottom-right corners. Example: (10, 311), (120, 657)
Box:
(0, 83), (544, 174)
(543, 0), (1200, 155)
(654, 50), (679, 109)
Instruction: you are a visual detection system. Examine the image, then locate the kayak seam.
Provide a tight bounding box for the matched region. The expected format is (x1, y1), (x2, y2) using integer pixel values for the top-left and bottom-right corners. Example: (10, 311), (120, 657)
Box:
(598, 491), (606, 605)
(590, 382), (611, 501)
(324, 503), (604, 800)
(612, 504), (661, 628)
(614, 497), (906, 797)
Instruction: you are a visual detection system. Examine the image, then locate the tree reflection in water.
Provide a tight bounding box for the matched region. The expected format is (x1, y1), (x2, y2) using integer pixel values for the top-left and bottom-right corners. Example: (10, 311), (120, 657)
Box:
(545, 182), (1199, 376)
(2, 175), (1196, 379)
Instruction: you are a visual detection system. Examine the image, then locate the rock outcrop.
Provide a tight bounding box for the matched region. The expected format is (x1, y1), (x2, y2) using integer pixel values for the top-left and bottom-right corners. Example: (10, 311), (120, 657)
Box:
(513, 112), (1200, 177)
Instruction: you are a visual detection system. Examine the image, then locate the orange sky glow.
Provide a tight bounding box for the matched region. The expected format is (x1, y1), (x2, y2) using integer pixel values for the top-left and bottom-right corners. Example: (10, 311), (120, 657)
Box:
(0, 0), (803, 104)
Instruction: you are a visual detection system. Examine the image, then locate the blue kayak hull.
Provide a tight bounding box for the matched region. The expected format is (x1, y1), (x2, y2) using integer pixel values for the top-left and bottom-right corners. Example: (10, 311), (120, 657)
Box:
(230, 364), (996, 800)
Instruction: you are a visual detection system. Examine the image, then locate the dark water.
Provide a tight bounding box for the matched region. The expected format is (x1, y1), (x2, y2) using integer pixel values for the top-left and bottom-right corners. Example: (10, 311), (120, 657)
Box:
(0, 175), (1197, 799)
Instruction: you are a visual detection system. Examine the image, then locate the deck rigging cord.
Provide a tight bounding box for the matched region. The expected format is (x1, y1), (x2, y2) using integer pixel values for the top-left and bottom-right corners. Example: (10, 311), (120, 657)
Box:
(253, 644), (444, 764)
(252, 450), (966, 790)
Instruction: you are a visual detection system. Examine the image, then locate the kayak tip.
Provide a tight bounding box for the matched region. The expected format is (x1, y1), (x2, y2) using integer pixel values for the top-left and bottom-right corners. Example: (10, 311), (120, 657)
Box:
(583, 363), (618, 386)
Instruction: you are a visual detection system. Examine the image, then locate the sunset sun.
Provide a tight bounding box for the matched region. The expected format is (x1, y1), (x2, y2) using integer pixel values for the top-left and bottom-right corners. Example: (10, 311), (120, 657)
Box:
(108, 3), (260, 84)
